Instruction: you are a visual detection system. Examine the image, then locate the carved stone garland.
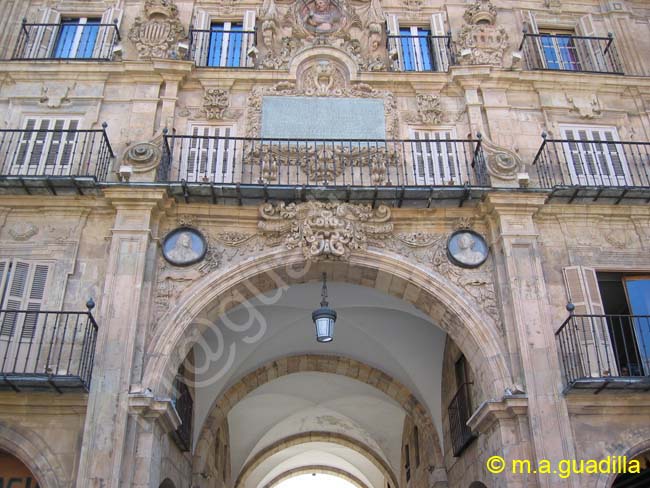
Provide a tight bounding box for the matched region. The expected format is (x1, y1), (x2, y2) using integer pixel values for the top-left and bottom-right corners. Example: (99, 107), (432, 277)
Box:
(128, 0), (186, 59)
(455, 0), (509, 67)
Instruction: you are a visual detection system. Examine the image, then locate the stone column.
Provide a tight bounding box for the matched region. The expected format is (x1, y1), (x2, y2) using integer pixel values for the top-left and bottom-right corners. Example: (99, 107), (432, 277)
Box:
(484, 193), (579, 488)
(76, 188), (167, 488)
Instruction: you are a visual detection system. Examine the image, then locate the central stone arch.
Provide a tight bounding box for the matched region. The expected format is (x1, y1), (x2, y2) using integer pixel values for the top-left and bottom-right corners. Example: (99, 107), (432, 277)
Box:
(142, 247), (511, 399)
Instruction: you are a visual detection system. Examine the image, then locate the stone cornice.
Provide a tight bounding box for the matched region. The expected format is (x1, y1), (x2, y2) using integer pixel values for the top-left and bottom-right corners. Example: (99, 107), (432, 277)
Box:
(128, 391), (181, 433)
(467, 395), (528, 434)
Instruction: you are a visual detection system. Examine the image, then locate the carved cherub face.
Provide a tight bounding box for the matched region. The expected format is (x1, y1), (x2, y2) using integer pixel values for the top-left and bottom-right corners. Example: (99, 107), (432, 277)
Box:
(315, 0), (330, 12)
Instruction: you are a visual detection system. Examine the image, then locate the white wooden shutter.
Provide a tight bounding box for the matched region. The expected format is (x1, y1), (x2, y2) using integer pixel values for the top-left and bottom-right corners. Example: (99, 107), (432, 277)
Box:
(430, 12), (449, 71)
(576, 14), (600, 72)
(1, 261), (31, 337)
(192, 9), (210, 66)
(184, 125), (235, 183)
(93, 6), (123, 59)
(563, 266), (618, 377)
(21, 264), (49, 340)
(386, 14), (401, 69)
(410, 130), (458, 185)
(525, 12), (544, 68)
(35, 8), (61, 59)
(242, 10), (256, 67)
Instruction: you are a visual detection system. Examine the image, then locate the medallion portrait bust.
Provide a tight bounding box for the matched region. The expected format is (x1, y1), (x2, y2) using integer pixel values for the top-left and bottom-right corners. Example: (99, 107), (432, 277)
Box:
(300, 0), (343, 34)
(162, 227), (207, 266)
(447, 230), (489, 268)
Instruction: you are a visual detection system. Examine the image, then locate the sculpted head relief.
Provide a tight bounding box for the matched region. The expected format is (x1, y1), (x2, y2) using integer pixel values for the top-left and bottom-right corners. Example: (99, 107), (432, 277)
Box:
(301, 0), (343, 34)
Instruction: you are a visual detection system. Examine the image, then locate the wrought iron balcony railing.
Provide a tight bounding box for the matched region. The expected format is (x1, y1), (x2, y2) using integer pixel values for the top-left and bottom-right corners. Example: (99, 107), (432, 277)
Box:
(171, 377), (193, 451)
(448, 382), (476, 457)
(519, 33), (623, 74)
(160, 134), (488, 190)
(188, 28), (256, 68)
(0, 125), (114, 181)
(387, 34), (452, 72)
(556, 314), (650, 392)
(0, 308), (98, 392)
(12, 20), (120, 61)
(533, 136), (650, 190)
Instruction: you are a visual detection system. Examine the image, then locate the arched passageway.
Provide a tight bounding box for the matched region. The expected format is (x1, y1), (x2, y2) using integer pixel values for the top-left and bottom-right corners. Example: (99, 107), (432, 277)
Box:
(141, 251), (513, 487)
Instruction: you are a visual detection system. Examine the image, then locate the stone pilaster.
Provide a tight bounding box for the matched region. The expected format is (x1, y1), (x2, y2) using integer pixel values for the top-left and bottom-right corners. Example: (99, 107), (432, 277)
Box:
(76, 188), (167, 488)
(484, 193), (578, 488)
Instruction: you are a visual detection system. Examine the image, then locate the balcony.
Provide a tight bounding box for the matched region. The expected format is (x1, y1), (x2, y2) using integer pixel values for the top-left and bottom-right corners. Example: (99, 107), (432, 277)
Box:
(188, 28), (256, 68)
(0, 125), (114, 193)
(0, 309), (98, 392)
(519, 33), (623, 74)
(448, 382), (477, 456)
(532, 136), (650, 203)
(556, 314), (650, 393)
(12, 20), (120, 61)
(159, 134), (489, 206)
(387, 34), (452, 72)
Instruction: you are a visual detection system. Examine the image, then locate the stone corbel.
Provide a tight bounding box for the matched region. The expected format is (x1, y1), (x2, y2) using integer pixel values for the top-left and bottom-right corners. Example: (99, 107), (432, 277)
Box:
(128, 390), (181, 434)
(467, 394), (528, 434)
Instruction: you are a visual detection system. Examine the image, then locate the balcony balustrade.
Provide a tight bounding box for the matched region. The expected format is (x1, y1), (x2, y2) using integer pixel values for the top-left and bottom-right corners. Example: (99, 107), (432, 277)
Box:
(12, 20), (120, 61)
(188, 28), (256, 68)
(448, 382), (476, 456)
(556, 314), (650, 392)
(387, 34), (452, 72)
(0, 125), (114, 183)
(520, 33), (623, 74)
(159, 134), (488, 204)
(532, 136), (650, 201)
(0, 309), (98, 392)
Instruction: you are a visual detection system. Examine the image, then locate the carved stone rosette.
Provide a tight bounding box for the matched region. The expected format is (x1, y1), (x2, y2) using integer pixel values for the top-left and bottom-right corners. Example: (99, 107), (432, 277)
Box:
(258, 201), (393, 259)
(128, 0), (186, 59)
(455, 0), (509, 67)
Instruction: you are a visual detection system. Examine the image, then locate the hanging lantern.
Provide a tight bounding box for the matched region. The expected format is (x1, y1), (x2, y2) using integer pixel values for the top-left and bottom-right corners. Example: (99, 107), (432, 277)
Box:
(312, 273), (337, 343)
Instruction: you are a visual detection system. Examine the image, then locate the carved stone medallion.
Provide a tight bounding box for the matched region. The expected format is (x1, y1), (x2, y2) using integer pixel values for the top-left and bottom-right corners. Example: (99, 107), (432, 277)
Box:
(162, 227), (208, 267)
(258, 201), (393, 259)
(128, 0), (186, 59)
(455, 0), (509, 67)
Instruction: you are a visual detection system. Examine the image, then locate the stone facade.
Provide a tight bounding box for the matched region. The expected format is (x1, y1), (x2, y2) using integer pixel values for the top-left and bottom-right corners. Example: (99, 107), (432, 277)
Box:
(0, 0), (649, 488)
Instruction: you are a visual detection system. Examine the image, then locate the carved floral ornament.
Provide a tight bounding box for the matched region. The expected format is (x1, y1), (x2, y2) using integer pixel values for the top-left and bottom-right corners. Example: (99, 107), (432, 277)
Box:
(128, 0), (186, 59)
(455, 0), (509, 67)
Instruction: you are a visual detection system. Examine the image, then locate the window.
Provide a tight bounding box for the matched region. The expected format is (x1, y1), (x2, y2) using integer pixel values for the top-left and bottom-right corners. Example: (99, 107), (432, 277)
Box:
(182, 125), (236, 183)
(410, 130), (460, 186)
(560, 125), (631, 186)
(191, 10), (256, 68)
(597, 273), (650, 377)
(0, 260), (50, 340)
(12, 118), (81, 176)
(539, 29), (580, 71)
(53, 18), (101, 59)
(17, 7), (121, 60)
(386, 13), (449, 72)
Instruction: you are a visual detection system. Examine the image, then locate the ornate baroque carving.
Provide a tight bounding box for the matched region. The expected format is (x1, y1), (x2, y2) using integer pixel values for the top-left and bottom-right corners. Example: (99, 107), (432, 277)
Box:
(128, 0), (186, 59)
(40, 83), (73, 109)
(202, 89), (230, 120)
(405, 94), (443, 125)
(455, 0), (509, 67)
(258, 202), (393, 259)
(385, 231), (499, 321)
(480, 137), (522, 181)
(9, 222), (39, 241)
(566, 93), (602, 119)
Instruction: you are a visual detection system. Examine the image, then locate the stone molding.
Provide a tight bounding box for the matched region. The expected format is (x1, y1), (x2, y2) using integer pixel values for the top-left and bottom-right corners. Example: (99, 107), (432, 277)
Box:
(466, 394), (528, 434)
(128, 391), (181, 433)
